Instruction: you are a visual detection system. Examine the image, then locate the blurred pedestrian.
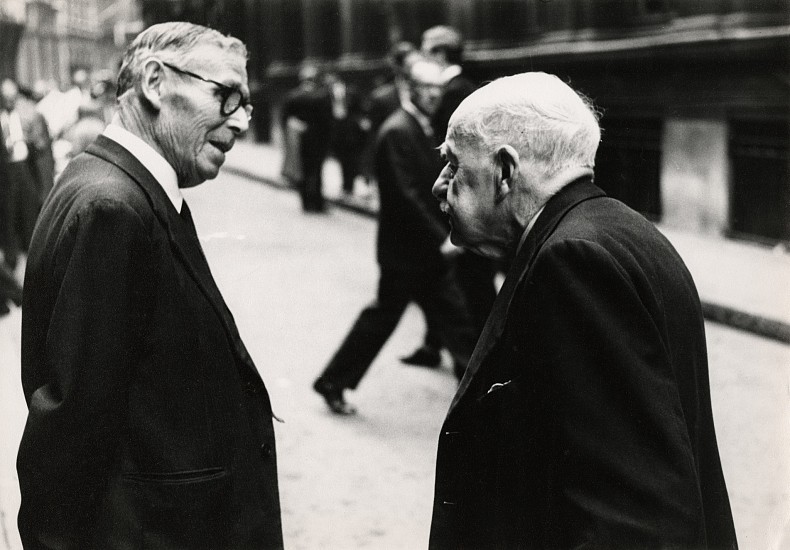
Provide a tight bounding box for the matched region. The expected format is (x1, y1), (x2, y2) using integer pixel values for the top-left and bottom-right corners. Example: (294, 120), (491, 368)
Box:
(280, 64), (333, 212)
(400, 26), (497, 378)
(428, 72), (738, 549)
(18, 22), (283, 548)
(326, 71), (367, 196)
(361, 41), (416, 183)
(0, 79), (53, 270)
(0, 259), (22, 316)
(312, 57), (477, 415)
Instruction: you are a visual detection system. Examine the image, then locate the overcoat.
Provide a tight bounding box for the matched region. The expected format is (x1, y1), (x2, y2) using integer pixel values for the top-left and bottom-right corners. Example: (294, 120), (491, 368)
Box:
(18, 136), (283, 549)
(429, 178), (738, 549)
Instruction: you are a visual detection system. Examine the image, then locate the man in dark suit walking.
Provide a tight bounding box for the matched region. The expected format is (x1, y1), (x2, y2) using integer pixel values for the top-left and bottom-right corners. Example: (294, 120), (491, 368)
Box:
(429, 72), (738, 549)
(18, 22), (283, 548)
(312, 57), (477, 415)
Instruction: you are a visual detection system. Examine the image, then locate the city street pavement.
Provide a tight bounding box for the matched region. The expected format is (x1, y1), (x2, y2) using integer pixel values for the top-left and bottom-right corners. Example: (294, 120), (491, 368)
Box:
(0, 155), (788, 549)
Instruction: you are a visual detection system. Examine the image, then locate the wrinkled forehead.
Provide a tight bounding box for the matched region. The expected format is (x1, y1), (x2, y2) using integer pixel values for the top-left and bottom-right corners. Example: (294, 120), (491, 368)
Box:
(442, 124), (483, 162)
(186, 45), (249, 89)
(183, 44), (246, 73)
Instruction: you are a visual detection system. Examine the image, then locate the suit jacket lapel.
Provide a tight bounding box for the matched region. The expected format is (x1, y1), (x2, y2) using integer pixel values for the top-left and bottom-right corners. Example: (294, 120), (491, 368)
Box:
(447, 176), (604, 414)
(86, 136), (256, 372)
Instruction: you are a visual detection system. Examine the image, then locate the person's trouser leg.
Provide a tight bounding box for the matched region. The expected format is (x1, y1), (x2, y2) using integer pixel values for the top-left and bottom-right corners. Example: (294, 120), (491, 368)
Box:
(414, 265), (478, 372)
(0, 164), (20, 269)
(318, 269), (410, 389)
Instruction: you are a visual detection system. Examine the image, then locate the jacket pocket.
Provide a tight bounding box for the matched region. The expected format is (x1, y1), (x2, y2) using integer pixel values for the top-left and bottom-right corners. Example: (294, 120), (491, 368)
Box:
(122, 467), (233, 548)
(123, 467), (226, 484)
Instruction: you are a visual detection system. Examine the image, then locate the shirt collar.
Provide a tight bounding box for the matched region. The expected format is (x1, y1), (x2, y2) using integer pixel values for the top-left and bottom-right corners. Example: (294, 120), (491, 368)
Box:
(400, 98), (434, 140)
(102, 123), (183, 213)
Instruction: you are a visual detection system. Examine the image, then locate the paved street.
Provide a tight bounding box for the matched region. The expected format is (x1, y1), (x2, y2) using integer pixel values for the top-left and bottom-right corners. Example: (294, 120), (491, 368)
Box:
(1, 171), (788, 549)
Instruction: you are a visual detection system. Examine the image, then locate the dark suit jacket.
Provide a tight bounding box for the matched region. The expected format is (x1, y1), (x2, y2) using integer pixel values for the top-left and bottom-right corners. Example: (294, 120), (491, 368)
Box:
(365, 81), (401, 134)
(18, 136), (283, 549)
(432, 72), (477, 145)
(374, 108), (447, 271)
(429, 178), (737, 549)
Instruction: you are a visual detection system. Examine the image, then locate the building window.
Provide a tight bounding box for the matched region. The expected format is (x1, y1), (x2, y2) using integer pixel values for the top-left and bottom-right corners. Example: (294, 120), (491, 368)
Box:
(729, 119), (790, 244)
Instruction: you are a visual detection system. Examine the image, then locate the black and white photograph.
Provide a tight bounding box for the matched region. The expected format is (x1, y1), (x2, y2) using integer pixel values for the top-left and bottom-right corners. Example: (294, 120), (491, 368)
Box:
(0, 1), (788, 548)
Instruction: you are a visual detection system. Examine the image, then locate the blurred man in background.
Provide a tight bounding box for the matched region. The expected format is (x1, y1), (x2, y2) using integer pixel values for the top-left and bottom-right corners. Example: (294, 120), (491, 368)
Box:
(0, 79), (54, 271)
(280, 64), (333, 213)
(313, 57), (477, 415)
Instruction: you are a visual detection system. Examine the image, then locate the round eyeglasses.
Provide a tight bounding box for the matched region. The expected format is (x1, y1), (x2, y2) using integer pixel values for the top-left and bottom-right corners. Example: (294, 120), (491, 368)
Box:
(162, 61), (253, 120)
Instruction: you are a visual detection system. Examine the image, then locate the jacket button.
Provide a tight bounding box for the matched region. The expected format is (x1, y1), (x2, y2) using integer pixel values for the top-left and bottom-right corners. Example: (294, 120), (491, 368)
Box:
(260, 442), (273, 458)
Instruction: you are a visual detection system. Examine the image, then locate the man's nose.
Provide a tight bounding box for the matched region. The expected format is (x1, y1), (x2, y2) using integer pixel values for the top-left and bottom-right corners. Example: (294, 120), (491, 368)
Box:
(433, 170), (449, 200)
(227, 107), (249, 134)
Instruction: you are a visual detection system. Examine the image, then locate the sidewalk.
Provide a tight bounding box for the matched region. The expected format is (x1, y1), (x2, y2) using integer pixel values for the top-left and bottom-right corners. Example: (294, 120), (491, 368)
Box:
(224, 139), (790, 344)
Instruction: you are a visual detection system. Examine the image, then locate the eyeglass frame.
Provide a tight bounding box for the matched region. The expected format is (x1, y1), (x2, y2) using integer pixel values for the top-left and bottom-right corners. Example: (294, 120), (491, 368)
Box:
(161, 61), (253, 120)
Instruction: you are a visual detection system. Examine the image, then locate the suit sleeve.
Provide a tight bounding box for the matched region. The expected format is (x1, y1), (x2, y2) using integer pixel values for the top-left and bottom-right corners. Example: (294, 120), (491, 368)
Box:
(18, 199), (153, 548)
(527, 238), (704, 548)
(379, 129), (447, 244)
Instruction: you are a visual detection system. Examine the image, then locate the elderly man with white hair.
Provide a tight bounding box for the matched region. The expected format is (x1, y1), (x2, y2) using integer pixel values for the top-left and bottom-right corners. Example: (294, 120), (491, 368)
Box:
(429, 72), (738, 549)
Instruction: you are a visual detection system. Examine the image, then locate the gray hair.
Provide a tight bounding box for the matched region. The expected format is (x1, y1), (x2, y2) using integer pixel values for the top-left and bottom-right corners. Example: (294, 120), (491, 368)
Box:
(449, 72), (601, 178)
(116, 22), (247, 100)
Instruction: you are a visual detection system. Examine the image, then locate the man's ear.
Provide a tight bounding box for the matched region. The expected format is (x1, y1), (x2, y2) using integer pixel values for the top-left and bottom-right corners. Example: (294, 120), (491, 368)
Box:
(139, 59), (165, 113)
(495, 144), (519, 203)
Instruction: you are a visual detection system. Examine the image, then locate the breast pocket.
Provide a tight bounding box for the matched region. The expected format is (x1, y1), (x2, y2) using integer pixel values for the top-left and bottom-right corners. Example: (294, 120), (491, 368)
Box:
(122, 467), (233, 548)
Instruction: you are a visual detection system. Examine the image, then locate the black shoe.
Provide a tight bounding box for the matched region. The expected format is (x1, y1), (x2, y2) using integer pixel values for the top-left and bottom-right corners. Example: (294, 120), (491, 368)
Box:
(313, 378), (356, 415)
(0, 301), (9, 316)
(400, 346), (441, 368)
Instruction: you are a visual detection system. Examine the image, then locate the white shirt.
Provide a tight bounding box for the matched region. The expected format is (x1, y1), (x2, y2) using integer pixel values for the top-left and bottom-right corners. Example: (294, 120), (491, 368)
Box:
(102, 124), (183, 213)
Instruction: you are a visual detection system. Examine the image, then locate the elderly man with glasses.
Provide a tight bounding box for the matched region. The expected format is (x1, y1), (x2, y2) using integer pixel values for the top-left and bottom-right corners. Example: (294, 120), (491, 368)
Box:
(17, 22), (283, 548)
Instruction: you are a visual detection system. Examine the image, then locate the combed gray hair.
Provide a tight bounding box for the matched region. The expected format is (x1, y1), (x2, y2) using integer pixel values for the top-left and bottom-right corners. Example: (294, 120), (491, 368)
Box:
(449, 72), (601, 178)
(116, 22), (247, 100)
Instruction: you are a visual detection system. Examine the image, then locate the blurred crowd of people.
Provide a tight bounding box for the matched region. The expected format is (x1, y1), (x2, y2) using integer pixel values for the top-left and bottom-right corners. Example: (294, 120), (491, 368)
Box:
(0, 67), (116, 315)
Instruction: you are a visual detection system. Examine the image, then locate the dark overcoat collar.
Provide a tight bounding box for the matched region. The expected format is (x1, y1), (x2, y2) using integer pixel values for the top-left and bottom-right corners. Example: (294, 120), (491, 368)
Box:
(85, 135), (258, 374)
(447, 176), (604, 414)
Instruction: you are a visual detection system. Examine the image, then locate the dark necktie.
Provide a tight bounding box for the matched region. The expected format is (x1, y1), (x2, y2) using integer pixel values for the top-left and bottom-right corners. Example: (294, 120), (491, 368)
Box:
(179, 199), (209, 264)
(180, 199), (196, 233)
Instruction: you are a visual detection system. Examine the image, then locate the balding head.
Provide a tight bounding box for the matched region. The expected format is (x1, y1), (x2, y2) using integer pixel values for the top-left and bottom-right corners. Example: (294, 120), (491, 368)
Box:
(449, 72), (600, 181)
(432, 72), (601, 259)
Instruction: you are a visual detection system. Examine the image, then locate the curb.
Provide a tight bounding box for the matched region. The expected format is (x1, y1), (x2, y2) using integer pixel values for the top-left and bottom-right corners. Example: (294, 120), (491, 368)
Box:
(226, 165), (790, 345)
